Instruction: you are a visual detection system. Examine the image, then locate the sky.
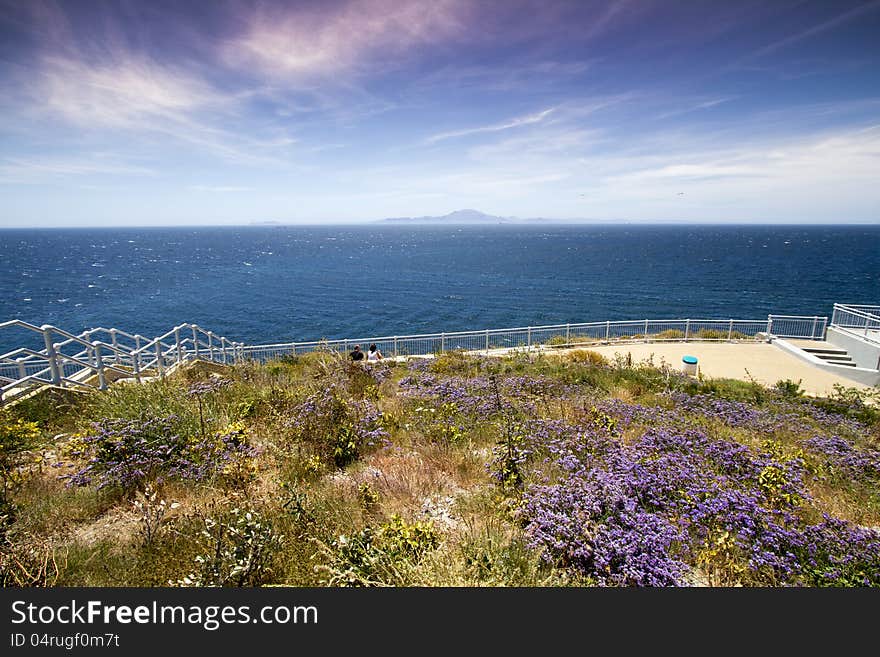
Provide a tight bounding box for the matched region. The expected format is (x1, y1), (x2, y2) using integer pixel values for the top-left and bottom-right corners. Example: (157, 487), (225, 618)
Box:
(1, 0), (879, 227)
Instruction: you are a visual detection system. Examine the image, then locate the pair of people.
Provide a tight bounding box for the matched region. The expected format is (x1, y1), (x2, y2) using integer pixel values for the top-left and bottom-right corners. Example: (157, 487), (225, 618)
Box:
(349, 343), (382, 362)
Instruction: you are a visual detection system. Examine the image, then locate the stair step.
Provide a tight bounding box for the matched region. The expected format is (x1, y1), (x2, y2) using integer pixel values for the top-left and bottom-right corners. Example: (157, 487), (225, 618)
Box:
(803, 348), (848, 355)
(824, 360), (857, 367)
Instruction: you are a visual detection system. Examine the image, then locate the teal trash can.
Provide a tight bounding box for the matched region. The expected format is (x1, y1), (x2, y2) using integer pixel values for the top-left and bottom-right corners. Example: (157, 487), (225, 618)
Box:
(682, 355), (698, 375)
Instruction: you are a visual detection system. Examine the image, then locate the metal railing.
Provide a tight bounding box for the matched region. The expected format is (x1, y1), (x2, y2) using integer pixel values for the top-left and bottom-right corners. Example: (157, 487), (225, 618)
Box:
(830, 303), (880, 345)
(0, 320), (244, 404)
(238, 315), (827, 364)
(0, 313), (828, 404)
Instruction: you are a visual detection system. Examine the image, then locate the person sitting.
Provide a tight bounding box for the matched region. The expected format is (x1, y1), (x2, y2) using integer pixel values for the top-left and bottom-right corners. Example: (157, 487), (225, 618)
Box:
(349, 344), (365, 362)
(367, 343), (383, 361)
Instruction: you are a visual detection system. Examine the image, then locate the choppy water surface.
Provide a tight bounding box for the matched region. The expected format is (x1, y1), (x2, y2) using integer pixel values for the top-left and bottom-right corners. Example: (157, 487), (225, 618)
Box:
(1, 224), (877, 353)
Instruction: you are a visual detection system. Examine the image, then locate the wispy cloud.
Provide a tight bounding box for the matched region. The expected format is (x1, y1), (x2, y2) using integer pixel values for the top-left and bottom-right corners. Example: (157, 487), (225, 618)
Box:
(37, 56), (225, 129)
(425, 108), (556, 144)
(747, 1), (880, 61)
(602, 125), (880, 194)
(225, 0), (467, 80)
(0, 155), (156, 184)
(653, 97), (736, 121)
(17, 54), (303, 167)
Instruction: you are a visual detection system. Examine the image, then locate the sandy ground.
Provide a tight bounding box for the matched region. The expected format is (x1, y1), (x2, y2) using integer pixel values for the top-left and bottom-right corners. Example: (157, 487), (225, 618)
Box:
(538, 341), (874, 397)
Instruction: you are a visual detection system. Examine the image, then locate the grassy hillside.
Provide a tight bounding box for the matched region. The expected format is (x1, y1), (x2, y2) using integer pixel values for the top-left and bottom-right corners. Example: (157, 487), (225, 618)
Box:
(2, 348), (878, 587)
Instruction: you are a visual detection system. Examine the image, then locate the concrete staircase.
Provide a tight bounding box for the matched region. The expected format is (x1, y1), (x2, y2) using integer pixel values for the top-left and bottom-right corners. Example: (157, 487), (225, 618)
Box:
(800, 346), (857, 367)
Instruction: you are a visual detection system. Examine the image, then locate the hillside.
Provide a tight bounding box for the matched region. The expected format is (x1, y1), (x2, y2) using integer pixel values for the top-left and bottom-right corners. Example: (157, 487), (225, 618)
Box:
(1, 348), (878, 587)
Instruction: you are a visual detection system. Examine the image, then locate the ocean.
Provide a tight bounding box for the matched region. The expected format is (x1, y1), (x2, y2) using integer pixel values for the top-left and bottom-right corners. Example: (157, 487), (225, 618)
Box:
(1, 224), (877, 354)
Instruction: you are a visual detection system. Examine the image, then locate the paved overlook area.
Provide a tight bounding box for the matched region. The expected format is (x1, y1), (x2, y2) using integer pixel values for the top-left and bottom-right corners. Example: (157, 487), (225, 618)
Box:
(545, 342), (874, 398)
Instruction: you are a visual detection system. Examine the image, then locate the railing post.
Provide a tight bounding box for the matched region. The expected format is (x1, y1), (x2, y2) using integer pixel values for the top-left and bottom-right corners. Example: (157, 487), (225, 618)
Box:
(174, 327), (182, 364)
(441, 333), (446, 352)
(221, 337), (228, 364)
(41, 325), (62, 386)
(811, 316), (818, 340)
(193, 326), (200, 359)
(605, 321), (610, 342)
(16, 357), (26, 381)
(767, 315), (773, 338)
(565, 323), (570, 345)
(110, 329), (119, 352)
(644, 319), (649, 342)
(527, 327), (531, 349)
(133, 349), (141, 384)
(684, 319), (690, 342)
(485, 330), (490, 353)
(207, 332), (214, 361)
(727, 319), (733, 342)
(156, 341), (165, 378)
(94, 342), (107, 390)
(394, 336), (398, 357)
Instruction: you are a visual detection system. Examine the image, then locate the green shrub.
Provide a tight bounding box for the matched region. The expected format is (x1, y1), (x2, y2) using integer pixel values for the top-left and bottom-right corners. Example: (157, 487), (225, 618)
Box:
(774, 379), (804, 398)
(0, 412), (41, 521)
(430, 350), (482, 376)
(318, 515), (439, 586)
(653, 329), (685, 340)
(175, 506), (284, 587)
(567, 349), (608, 366)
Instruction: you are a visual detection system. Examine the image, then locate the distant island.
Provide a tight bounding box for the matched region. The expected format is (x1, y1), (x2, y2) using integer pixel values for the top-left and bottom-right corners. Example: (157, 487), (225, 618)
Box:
(379, 209), (513, 224)
(377, 209), (620, 224)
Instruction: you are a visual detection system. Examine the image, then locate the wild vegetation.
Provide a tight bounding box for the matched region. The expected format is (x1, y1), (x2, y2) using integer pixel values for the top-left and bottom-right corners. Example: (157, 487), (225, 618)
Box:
(1, 347), (878, 587)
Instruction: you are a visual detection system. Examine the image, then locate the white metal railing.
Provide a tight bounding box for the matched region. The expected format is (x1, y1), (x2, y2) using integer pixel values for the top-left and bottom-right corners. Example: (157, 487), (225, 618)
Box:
(0, 320), (244, 404)
(238, 315), (826, 363)
(830, 303), (880, 345)
(0, 313), (828, 404)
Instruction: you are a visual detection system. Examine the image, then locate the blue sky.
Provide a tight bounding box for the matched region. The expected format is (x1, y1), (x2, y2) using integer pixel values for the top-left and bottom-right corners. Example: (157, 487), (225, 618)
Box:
(1, 0), (879, 226)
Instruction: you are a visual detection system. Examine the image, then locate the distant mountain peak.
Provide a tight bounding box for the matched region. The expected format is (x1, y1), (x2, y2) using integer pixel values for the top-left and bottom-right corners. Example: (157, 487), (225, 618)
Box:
(444, 209), (496, 220)
(379, 209), (511, 224)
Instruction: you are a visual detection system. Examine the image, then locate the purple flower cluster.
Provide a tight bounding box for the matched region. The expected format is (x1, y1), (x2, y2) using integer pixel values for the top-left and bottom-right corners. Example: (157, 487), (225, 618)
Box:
(363, 362), (395, 384)
(65, 416), (256, 494)
(796, 516), (880, 586)
(186, 377), (232, 397)
(398, 373), (576, 424)
(802, 435), (880, 483)
(495, 401), (877, 586)
(65, 416), (185, 492)
(286, 385), (390, 456)
(667, 393), (765, 428)
(521, 471), (689, 586)
(594, 398), (690, 431)
(168, 429), (259, 482)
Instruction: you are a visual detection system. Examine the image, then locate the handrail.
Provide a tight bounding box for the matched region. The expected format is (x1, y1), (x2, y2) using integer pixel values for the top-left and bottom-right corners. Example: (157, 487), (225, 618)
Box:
(239, 315), (827, 363)
(0, 320), (243, 403)
(830, 303), (880, 346)
(832, 303), (880, 323)
(0, 312), (834, 405)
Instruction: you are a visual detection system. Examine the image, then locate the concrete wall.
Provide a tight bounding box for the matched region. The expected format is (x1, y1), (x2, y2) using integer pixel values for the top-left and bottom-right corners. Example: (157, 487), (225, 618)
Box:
(826, 327), (880, 371)
(773, 338), (880, 387)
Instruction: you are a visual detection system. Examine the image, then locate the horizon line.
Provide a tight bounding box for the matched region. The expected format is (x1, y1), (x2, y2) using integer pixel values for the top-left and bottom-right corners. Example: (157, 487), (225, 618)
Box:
(2, 221), (880, 229)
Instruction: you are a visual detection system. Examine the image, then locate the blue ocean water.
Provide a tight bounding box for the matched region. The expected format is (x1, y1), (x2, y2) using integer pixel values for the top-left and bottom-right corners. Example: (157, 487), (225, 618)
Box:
(1, 224), (877, 354)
